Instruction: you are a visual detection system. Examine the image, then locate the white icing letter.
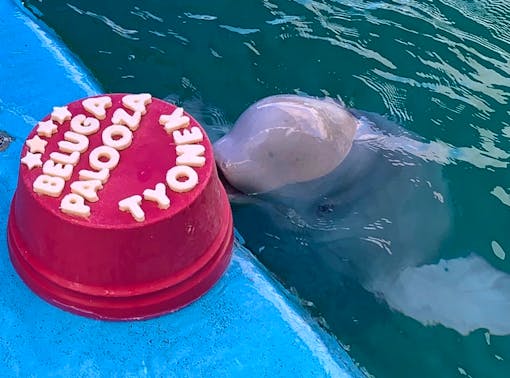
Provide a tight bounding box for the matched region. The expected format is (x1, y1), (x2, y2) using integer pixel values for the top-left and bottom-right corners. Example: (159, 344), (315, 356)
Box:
(79, 168), (110, 184)
(111, 108), (141, 131)
(89, 146), (120, 171)
(33, 174), (65, 197)
(60, 194), (90, 218)
(50, 151), (80, 166)
(122, 93), (152, 115)
(102, 125), (133, 151)
(159, 107), (190, 134)
(166, 165), (199, 193)
(58, 131), (89, 153)
(119, 195), (145, 222)
(82, 96), (112, 120)
(173, 127), (203, 145)
(143, 183), (170, 209)
(70, 180), (103, 202)
(176, 144), (206, 167)
(70, 114), (100, 135)
(43, 160), (74, 180)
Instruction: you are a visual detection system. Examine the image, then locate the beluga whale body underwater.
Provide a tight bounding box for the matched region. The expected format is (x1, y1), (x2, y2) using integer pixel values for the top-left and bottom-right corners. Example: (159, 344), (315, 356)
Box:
(214, 94), (510, 336)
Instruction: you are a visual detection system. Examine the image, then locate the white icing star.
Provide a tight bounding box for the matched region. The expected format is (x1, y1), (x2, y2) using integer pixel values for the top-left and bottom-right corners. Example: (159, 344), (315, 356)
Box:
(25, 135), (48, 154)
(37, 119), (58, 137)
(51, 106), (72, 124)
(21, 152), (43, 170)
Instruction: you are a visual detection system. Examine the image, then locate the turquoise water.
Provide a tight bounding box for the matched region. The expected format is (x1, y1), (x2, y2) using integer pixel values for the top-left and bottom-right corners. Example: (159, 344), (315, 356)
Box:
(24, 0), (510, 377)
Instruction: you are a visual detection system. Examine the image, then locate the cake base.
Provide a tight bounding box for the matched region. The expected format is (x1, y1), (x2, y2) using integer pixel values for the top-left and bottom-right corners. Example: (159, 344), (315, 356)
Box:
(7, 194), (234, 320)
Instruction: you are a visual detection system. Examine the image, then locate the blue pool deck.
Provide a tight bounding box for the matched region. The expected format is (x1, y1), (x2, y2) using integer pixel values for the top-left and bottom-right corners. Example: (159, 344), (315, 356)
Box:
(0, 1), (363, 376)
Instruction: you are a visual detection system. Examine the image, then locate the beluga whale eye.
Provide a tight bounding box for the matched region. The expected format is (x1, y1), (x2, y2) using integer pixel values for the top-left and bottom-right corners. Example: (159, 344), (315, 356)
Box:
(318, 203), (335, 214)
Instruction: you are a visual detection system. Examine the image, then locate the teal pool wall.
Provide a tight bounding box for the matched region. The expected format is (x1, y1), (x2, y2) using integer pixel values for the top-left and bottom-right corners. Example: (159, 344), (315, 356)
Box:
(0, 1), (363, 376)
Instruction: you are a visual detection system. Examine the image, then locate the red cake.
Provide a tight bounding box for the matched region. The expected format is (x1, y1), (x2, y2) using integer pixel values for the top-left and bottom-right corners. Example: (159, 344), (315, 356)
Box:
(7, 93), (233, 320)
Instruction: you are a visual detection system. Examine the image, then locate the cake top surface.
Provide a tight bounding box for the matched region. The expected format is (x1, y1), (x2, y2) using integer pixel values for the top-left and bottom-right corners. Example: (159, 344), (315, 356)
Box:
(19, 94), (214, 228)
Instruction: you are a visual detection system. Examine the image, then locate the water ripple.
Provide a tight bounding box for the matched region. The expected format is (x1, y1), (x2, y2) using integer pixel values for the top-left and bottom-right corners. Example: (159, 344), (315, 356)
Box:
(355, 72), (411, 122)
(130, 6), (163, 23)
(440, 0), (510, 46)
(183, 12), (217, 21)
(67, 3), (140, 40)
(219, 25), (260, 35)
(266, 15), (304, 25)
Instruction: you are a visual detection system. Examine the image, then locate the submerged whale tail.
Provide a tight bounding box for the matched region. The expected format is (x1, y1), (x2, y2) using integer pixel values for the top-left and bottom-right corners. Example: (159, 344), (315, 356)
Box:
(379, 254), (510, 336)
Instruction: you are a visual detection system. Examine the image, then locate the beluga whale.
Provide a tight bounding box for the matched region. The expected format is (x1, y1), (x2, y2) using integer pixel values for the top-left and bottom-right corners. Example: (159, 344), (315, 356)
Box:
(214, 94), (510, 336)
